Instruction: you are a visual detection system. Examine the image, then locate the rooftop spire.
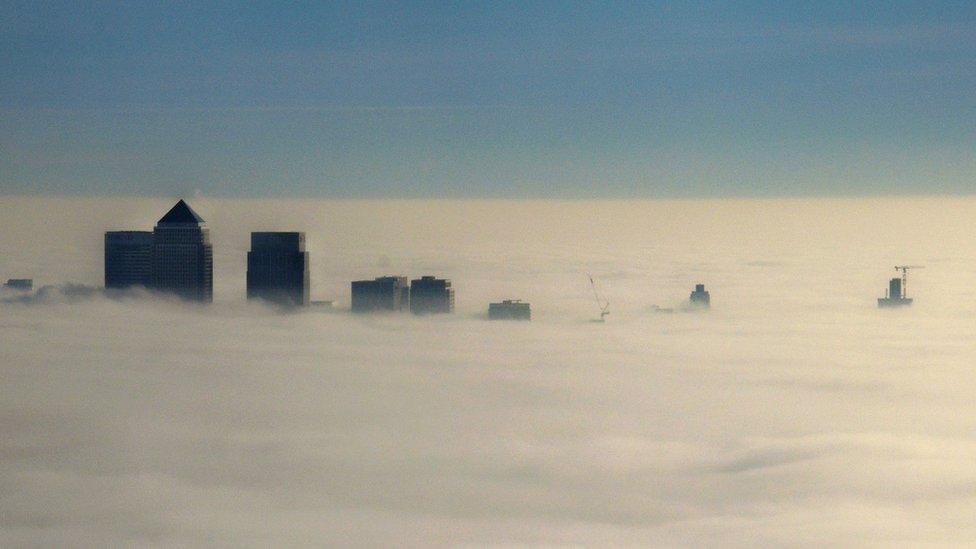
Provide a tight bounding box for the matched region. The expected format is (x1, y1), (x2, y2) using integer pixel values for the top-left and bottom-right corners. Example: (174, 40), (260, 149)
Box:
(157, 199), (205, 224)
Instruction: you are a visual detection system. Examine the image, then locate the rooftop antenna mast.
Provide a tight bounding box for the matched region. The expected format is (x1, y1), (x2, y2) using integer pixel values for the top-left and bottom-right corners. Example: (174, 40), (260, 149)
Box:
(588, 274), (610, 322)
(894, 265), (924, 299)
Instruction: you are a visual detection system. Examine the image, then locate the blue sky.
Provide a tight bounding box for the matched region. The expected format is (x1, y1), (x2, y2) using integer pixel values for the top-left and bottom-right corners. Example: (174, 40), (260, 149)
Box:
(1, 1), (974, 197)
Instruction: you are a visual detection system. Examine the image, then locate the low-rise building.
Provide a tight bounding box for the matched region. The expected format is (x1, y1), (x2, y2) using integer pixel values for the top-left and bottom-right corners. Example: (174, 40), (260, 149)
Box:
(488, 299), (530, 320)
(4, 279), (33, 291)
(351, 276), (409, 312)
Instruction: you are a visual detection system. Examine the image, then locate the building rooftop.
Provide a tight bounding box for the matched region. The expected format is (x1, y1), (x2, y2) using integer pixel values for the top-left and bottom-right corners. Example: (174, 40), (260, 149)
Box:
(158, 199), (205, 224)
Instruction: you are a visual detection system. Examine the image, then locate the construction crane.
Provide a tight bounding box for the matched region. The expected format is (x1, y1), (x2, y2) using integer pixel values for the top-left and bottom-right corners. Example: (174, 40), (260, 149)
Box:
(587, 274), (610, 322)
(894, 265), (924, 299)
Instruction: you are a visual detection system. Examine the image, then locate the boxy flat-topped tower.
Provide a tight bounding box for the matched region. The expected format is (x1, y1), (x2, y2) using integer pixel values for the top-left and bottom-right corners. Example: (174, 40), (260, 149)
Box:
(351, 276), (409, 312)
(4, 279), (33, 291)
(878, 277), (912, 308)
(247, 232), (310, 307)
(409, 276), (454, 315)
(104, 231), (153, 289)
(488, 299), (531, 320)
(150, 200), (213, 302)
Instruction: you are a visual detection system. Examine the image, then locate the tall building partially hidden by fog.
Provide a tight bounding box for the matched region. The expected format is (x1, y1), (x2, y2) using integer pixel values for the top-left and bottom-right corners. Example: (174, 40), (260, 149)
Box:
(351, 276), (409, 312)
(689, 283), (710, 308)
(409, 276), (454, 315)
(247, 232), (310, 307)
(150, 200), (213, 303)
(104, 231), (153, 289)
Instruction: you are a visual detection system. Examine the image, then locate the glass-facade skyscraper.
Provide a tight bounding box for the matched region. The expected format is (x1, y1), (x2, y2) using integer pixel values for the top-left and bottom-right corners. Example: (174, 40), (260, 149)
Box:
(104, 231), (153, 289)
(149, 200), (213, 302)
(247, 232), (310, 307)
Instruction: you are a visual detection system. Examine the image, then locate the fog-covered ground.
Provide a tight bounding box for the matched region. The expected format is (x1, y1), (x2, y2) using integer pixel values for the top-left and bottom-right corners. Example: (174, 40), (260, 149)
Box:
(2, 196), (976, 546)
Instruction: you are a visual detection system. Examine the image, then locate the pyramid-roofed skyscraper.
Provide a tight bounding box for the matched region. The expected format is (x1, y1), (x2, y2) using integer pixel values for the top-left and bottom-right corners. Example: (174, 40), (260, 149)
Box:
(150, 199), (213, 302)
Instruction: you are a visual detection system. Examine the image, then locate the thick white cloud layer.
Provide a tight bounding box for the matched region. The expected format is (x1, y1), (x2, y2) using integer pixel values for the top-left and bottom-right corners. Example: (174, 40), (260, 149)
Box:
(2, 197), (976, 545)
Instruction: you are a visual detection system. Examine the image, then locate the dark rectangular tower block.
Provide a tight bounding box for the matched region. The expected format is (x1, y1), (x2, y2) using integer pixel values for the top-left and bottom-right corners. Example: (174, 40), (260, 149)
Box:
(247, 232), (310, 307)
(351, 276), (409, 312)
(104, 231), (153, 289)
(409, 276), (454, 315)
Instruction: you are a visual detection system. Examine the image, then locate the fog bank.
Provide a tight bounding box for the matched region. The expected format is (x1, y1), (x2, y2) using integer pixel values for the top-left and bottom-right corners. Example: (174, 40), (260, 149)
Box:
(2, 197), (976, 545)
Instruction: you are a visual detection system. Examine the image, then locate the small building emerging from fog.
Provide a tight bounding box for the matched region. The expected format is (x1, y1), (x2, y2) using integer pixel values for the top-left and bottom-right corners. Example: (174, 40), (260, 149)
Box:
(4, 279), (33, 291)
(488, 299), (531, 320)
(409, 276), (454, 315)
(878, 277), (912, 308)
(689, 283), (710, 308)
(247, 232), (310, 307)
(104, 231), (153, 289)
(104, 200), (212, 302)
(351, 276), (409, 312)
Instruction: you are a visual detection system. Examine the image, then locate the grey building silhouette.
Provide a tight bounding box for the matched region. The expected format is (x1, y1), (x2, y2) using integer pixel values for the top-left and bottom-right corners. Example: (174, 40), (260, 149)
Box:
(351, 276), (409, 312)
(488, 299), (530, 320)
(104, 231), (153, 289)
(247, 232), (310, 306)
(878, 277), (912, 307)
(4, 279), (33, 291)
(689, 283), (710, 308)
(150, 200), (213, 302)
(409, 276), (454, 315)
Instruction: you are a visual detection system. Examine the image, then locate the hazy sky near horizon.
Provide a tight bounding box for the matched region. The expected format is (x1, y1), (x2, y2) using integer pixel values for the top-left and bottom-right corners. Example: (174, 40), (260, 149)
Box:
(2, 1), (975, 197)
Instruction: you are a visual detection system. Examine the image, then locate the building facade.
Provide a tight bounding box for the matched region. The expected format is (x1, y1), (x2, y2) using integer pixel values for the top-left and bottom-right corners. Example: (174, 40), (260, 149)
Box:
(351, 276), (409, 312)
(409, 276), (454, 315)
(150, 200), (213, 302)
(3, 279), (33, 291)
(488, 299), (531, 320)
(689, 283), (710, 308)
(247, 232), (310, 306)
(104, 231), (153, 289)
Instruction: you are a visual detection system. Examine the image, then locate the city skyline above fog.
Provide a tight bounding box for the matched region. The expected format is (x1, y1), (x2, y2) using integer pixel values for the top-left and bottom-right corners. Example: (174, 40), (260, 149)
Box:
(4, 195), (976, 544)
(2, 2), (975, 198)
(6, 4), (976, 544)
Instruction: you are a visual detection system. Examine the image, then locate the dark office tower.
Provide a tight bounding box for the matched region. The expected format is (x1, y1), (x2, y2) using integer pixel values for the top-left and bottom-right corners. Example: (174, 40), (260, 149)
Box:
(351, 276), (409, 312)
(150, 200), (213, 302)
(889, 277), (903, 300)
(689, 283), (710, 308)
(247, 232), (310, 307)
(409, 276), (454, 315)
(104, 231), (153, 289)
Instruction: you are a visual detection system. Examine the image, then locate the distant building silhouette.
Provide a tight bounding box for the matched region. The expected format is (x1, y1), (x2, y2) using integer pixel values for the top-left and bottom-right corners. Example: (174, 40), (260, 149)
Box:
(488, 299), (530, 320)
(4, 279), (32, 291)
(150, 200), (213, 302)
(104, 231), (153, 289)
(689, 283), (710, 308)
(247, 232), (310, 307)
(351, 276), (409, 312)
(878, 277), (912, 307)
(409, 276), (454, 315)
